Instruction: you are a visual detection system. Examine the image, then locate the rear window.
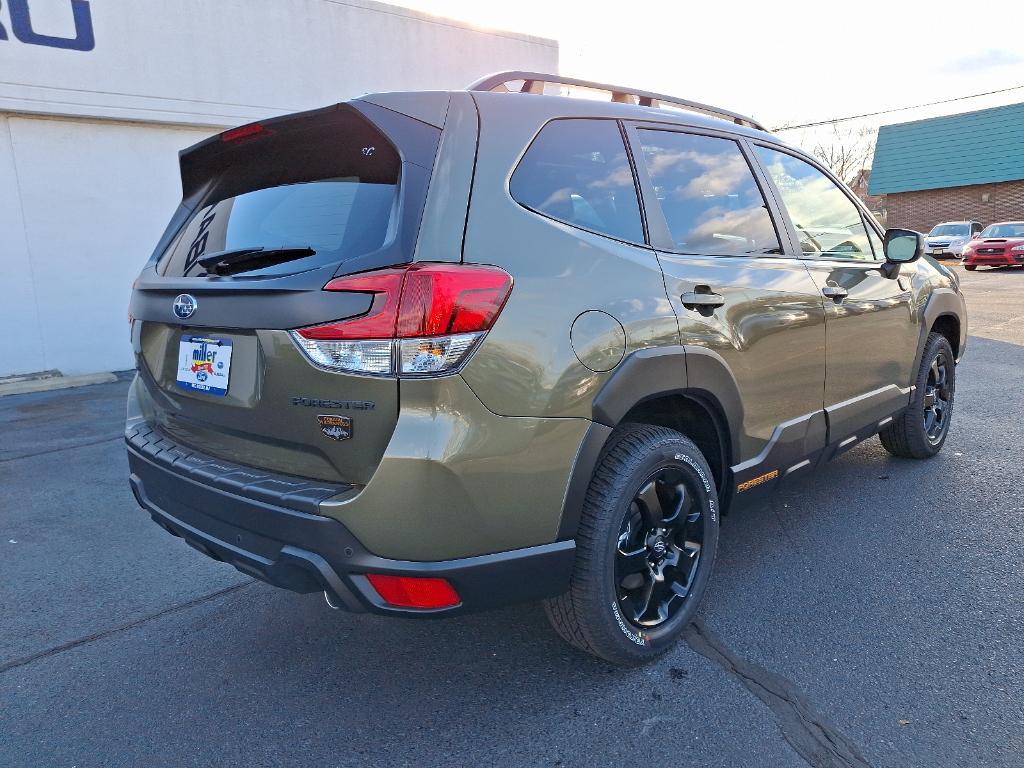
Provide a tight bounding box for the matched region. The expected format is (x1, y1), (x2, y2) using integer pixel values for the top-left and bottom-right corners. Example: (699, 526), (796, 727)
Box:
(159, 110), (400, 278)
(510, 119), (645, 245)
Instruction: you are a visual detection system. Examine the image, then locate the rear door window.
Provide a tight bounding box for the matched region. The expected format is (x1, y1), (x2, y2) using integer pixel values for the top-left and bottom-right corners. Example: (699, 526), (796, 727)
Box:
(510, 119), (645, 245)
(636, 130), (780, 256)
(159, 110), (400, 278)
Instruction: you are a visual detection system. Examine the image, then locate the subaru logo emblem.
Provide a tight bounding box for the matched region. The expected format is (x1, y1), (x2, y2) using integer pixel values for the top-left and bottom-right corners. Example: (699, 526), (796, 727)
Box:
(173, 294), (197, 320)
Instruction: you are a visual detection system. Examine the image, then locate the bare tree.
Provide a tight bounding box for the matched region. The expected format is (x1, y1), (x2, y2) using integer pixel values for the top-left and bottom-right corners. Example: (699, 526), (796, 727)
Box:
(810, 121), (877, 187)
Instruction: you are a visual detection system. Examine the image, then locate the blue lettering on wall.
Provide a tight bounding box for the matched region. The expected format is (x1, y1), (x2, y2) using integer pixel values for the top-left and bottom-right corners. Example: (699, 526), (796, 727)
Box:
(5, 0), (95, 51)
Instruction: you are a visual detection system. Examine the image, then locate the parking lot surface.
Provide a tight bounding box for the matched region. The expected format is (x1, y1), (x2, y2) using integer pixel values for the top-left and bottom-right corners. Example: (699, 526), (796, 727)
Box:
(2, 266), (1022, 767)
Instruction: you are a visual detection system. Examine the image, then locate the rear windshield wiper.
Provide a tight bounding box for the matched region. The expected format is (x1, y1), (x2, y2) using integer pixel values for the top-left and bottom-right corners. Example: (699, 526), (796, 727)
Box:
(197, 246), (317, 276)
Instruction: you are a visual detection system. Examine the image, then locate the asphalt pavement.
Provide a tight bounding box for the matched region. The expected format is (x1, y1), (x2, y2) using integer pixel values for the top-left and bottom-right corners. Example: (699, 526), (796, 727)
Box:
(1, 265), (1022, 767)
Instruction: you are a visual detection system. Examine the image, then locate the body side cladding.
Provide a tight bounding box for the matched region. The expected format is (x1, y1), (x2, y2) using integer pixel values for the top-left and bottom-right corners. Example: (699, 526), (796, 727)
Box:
(728, 410), (827, 512)
(556, 421), (614, 540)
(590, 345), (743, 457)
(590, 346), (689, 427)
(559, 346), (741, 537)
(913, 288), (967, 374)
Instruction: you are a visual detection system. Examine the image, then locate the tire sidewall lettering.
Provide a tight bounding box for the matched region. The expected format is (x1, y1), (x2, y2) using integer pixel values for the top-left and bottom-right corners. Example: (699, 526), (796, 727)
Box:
(674, 451), (717, 523)
(611, 599), (647, 646)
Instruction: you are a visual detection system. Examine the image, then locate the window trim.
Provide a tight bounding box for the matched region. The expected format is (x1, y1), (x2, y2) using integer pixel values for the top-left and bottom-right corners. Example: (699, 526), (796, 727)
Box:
(748, 140), (886, 264)
(623, 121), (790, 259)
(507, 117), (651, 249)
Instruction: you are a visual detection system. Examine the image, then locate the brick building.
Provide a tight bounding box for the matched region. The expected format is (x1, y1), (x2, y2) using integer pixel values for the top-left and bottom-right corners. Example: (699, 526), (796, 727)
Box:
(849, 168), (886, 223)
(868, 102), (1024, 232)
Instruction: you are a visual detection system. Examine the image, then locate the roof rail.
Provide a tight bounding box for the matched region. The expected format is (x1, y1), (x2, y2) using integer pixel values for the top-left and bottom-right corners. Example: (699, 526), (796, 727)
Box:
(467, 71), (767, 132)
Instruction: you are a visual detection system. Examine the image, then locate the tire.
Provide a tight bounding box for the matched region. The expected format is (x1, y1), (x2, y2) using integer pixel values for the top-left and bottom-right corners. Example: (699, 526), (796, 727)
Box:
(544, 424), (719, 665)
(964, 265), (977, 271)
(879, 332), (956, 459)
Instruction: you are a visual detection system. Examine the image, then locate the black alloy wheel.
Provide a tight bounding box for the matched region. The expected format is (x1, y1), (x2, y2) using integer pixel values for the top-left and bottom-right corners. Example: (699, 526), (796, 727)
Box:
(543, 424), (719, 665)
(923, 351), (952, 444)
(879, 332), (956, 459)
(615, 468), (704, 628)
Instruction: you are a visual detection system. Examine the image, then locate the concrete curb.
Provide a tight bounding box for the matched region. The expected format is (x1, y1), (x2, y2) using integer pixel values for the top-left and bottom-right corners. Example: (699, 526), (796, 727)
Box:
(0, 372), (118, 397)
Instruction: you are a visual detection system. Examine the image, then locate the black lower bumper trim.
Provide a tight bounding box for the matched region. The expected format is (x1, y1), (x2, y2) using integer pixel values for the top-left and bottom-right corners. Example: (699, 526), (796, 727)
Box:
(127, 437), (575, 616)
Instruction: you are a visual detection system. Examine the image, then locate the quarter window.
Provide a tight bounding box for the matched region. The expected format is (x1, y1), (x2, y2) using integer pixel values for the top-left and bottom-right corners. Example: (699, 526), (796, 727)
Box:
(637, 130), (780, 256)
(510, 119), (645, 244)
(755, 147), (875, 261)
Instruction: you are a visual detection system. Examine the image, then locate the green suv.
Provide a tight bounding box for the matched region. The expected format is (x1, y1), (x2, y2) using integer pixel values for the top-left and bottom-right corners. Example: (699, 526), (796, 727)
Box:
(127, 72), (967, 664)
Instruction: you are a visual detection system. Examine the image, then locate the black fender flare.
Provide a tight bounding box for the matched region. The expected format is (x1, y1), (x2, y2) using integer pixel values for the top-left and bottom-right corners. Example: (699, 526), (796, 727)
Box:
(556, 346), (743, 538)
(912, 288), (967, 378)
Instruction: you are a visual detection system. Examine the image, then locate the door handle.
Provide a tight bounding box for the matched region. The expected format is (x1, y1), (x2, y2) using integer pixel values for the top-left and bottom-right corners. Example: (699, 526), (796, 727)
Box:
(821, 285), (848, 300)
(681, 288), (725, 311)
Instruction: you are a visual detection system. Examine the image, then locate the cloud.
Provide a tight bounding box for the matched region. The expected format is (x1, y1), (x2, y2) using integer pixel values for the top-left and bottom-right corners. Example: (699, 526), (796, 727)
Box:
(944, 49), (1024, 72)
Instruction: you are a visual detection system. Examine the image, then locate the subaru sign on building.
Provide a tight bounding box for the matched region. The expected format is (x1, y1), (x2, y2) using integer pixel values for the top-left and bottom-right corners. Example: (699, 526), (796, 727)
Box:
(0, 0), (557, 379)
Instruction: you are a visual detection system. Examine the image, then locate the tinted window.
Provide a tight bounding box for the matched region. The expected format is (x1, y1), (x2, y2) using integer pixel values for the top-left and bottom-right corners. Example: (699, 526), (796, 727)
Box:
(510, 119), (644, 244)
(756, 147), (874, 261)
(638, 131), (779, 255)
(929, 224), (970, 237)
(159, 110), (400, 278)
(980, 223), (1024, 238)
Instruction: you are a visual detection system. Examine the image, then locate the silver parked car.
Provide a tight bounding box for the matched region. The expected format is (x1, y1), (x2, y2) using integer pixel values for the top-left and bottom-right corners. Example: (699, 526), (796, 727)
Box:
(924, 221), (983, 258)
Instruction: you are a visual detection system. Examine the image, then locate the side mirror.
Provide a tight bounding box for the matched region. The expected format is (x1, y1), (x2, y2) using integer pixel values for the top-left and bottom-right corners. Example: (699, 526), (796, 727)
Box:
(883, 228), (923, 263)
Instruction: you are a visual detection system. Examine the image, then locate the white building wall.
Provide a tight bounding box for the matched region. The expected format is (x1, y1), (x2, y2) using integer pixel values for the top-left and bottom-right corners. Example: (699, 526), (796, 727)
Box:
(0, 0), (557, 377)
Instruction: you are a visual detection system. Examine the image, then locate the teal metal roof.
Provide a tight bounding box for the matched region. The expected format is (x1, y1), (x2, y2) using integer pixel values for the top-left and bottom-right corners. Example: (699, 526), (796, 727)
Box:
(868, 102), (1024, 195)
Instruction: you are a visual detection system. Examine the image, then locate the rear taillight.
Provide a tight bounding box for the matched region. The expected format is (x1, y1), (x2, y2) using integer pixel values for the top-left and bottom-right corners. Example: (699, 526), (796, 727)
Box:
(290, 263), (512, 376)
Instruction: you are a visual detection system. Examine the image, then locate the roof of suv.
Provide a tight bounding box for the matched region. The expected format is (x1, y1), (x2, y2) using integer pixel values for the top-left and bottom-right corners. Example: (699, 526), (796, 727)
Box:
(360, 71), (779, 144)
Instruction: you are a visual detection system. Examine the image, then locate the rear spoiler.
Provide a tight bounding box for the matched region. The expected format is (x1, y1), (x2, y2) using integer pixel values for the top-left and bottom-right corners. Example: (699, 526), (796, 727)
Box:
(178, 101), (442, 204)
(178, 104), (348, 203)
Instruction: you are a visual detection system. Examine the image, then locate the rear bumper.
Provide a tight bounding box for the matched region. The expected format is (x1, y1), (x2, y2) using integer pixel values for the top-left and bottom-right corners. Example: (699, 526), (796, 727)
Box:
(127, 423), (574, 616)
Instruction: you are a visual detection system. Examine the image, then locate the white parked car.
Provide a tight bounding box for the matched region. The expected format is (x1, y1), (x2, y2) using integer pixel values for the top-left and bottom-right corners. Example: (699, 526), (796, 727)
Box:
(924, 221), (983, 258)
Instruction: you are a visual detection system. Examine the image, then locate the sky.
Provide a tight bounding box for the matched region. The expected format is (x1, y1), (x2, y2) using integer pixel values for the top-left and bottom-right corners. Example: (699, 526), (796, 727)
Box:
(398, 0), (1024, 162)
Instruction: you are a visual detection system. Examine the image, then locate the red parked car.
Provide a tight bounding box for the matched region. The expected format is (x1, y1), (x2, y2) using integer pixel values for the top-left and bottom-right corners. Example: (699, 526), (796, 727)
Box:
(962, 222), (1024, 270)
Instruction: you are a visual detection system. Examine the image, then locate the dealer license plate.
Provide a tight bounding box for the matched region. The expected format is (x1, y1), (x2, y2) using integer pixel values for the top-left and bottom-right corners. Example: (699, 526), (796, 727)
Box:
(176, 336), (232, 396)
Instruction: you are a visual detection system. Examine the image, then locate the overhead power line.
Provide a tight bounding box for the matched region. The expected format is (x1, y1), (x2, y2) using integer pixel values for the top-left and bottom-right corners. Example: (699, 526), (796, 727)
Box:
(773, 84), (1024, 132)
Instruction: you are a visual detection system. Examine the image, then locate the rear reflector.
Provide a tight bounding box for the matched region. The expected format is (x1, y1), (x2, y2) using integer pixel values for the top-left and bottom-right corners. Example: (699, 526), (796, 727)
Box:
(365, 574), (461, 609)
(290, 263), (512, 377)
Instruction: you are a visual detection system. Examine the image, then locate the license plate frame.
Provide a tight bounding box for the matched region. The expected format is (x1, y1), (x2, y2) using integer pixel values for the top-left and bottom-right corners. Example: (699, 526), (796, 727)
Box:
(175, 335), (233, 396)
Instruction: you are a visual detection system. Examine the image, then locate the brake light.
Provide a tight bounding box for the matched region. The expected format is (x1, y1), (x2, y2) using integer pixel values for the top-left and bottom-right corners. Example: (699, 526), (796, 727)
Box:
(365, 574), (461, 610)
(221, 123), (270, 143)
(290, 263), (512, 376)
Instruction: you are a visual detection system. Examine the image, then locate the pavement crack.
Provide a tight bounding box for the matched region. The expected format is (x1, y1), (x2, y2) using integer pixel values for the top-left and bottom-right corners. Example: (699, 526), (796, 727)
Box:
(0, 580), (255, 674)
(0, 435), (122, 464)
(683, 618), (872, 768)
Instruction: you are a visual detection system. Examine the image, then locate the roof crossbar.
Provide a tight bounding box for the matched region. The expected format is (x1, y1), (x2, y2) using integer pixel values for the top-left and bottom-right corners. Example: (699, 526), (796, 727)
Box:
(467, 71), (767, 132)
